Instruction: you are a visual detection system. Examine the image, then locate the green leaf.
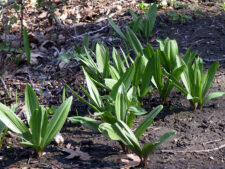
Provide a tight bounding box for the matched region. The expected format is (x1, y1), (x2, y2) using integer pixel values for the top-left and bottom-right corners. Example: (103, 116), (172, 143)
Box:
(202, 62), (219, 98)
(25, 84), (39, 124)
(65, 84), (100, 112)
(113, 121), (142, 156)
(0, 103), (31, 141)
(96, 43), (108, 75)
(23, 27), (30, 63)
(202, 92), (225, 107)
(143, 3), (157, 38)
(112, 48), (126, 74)
(140, 60), (153, 98)
(127, 106), (147, 116)
(30, 106), (48, 147)
(104, 78), (118, 90)
(126, 27), (143, 56)
(115, 84), (128, 121)
(142, 130), (176, 160)
(83, 68), (104, 109)
(133, 56), (146, 87)
(69, 116), (101, 132)
(111, 65), (135, 99)
(99, 123), (120, 140)
(42, 97), (72, 149)
(134, 105), (163, 138)
(109, 65), (120, 80)
(107, 16), (127, 42)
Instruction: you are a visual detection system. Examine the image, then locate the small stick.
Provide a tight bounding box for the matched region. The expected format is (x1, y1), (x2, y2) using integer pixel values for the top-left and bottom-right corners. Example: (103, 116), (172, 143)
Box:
(71, 25), (109, 40)
(161, 143), (225, 153)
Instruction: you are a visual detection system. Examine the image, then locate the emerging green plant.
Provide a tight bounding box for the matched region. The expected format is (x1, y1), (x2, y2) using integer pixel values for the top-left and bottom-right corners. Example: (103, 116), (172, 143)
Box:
(174, 55), (225, 110)
(0, 84), (72, 156)
(220, 2), (225, 11)
(69, 95), (176, 167)
(167, 11), (179, 24)
(167, 12), (192, 24)
(179, 13), (192, 24)
(111, 120), (176, 167)
(129, 3), (157, 39)
(136, 1), (151, 11)
(143, 38), (184, 103)
(74, 40), (152, 101)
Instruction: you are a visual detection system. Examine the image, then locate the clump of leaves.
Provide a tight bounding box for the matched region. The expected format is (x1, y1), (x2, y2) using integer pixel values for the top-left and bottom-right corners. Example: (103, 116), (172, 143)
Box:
(176, 55), (224, 110)
(0, 84), (72, 156)
(166, 50), (225, 110)
(129, 3), (157, 39)
(143, 38), (184, 103)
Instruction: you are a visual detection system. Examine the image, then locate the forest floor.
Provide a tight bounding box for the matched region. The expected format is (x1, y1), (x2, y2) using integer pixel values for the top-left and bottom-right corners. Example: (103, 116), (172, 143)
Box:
(0, 0), (225, 168)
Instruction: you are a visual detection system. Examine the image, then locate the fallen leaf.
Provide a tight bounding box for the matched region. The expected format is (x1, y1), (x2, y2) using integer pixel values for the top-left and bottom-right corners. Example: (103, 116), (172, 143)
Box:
(62, 147), (91, 160)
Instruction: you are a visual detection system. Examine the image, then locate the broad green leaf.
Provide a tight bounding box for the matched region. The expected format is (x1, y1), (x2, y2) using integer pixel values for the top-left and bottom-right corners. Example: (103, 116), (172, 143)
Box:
(42, 97), (72, 148)
(140, 60), (153, 98)
(113, 121), (142, 156)
(112, 48), (125, 74)
(0, 103), (31, 141)
(133, 56), (146, 87)
(164, 39), (178, 71)
(135, 105), (163, 138)
(143, 3), (157, 38)
(142, 130), (176, 160)
(99, 123), (120, 140)
(111, 65), (135, 99)
(161, 66), (184, 102)
(69, 116), (101, 132)
(202, 92), (225, 107)
(83, 68), (104, 109)
(127, 106), (147, 116)
(25, 84), (39, 124)
(126, 27), (143, 56)
(23, 27), (30, 63)
(115, 84), (127, 121)
(109, 65), (120, 80)
(202, 62), (219, 97)
(104, 78), (118, 90)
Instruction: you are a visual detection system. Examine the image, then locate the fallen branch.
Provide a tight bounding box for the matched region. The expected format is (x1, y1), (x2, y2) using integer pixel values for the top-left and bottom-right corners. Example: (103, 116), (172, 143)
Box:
(161, 143), (225, 153)
(71, 25), (109, 40)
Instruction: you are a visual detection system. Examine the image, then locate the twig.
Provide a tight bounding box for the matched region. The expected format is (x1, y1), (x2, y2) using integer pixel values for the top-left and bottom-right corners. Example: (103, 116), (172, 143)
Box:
(0, 77), (10, 98)
(161, 143), (225, 153)
(71, 25), (109, 40)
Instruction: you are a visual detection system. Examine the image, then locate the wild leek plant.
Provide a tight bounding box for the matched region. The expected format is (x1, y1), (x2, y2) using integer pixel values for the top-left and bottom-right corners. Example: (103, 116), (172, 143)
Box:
(173, 54), (225, 110)
(144, 40), (184, 103)
(70, 103), (176, 167)
(129, 3), (157, 40)
(66, 67), (145, 126)
(74, 41), (153, 102)
(108, 17), (144, 56)
(0, 84), (72, 156)
(111, 120), (176, 167)
(108, 4), (156, 42)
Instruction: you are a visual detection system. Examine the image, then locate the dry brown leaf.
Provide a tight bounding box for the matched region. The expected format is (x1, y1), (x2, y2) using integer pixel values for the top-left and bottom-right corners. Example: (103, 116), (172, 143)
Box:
(62, 147), (91, 160)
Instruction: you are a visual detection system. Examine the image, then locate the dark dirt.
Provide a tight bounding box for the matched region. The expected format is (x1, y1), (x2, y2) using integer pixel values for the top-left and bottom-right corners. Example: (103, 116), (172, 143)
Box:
(0, 0), (225, 168)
